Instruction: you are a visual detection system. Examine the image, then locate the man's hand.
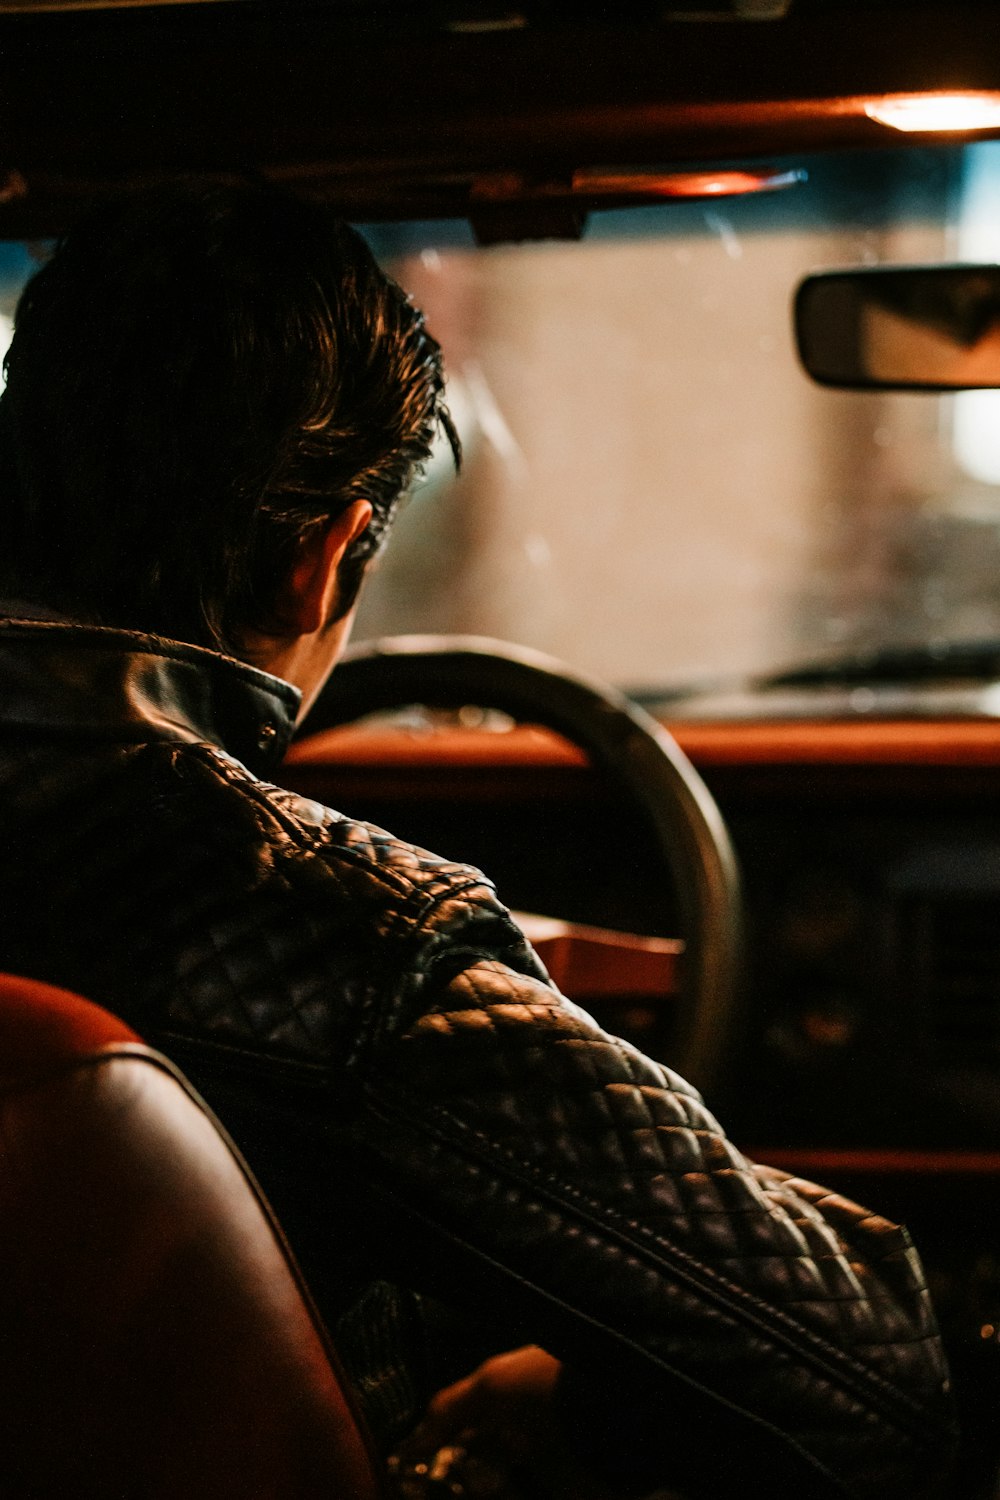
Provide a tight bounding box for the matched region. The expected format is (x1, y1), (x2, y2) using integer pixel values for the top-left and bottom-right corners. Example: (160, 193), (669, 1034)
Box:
(393, 1345), (633, 1500)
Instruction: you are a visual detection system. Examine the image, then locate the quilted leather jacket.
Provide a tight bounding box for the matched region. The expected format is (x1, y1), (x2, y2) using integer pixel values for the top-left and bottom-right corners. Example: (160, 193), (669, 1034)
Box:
(0, 616), (956, 1499)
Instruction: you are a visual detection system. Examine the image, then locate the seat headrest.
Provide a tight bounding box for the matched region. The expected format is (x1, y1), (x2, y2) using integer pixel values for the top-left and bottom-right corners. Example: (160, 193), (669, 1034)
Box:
(0, 973), (140, 1091)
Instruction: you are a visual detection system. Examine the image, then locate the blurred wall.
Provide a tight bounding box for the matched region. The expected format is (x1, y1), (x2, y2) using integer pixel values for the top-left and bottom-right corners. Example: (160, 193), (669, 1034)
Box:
(354, 214), (952, 689)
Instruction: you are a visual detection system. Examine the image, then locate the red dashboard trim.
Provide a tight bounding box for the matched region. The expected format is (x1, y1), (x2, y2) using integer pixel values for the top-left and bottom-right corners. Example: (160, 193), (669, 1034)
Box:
(288, 719), (1000, 773)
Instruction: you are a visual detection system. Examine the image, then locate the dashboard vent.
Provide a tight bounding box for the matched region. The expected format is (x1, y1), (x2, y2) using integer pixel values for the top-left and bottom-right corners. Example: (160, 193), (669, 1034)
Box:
(908, 896), (1000, 1058)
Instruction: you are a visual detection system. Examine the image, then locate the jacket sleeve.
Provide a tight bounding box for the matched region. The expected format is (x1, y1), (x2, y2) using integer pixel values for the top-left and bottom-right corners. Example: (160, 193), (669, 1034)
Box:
(356, 879), (956, 1500)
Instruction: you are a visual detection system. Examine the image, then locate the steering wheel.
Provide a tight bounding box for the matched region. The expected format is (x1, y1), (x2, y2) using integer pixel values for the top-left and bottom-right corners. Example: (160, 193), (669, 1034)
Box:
(300, 635), (742, 1095)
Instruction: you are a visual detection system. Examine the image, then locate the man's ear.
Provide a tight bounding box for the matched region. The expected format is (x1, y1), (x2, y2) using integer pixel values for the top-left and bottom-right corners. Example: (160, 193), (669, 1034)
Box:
(279, 500), (373, 637)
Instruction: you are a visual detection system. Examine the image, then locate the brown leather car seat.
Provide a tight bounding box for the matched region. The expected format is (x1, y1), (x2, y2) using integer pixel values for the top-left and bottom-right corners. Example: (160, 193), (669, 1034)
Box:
(0, 972), (383, 1499)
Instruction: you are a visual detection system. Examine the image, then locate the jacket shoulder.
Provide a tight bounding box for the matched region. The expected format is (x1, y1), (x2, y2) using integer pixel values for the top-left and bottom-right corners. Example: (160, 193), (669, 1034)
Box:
(138, 743), (547, 1067)
(182, 740), (503, 913)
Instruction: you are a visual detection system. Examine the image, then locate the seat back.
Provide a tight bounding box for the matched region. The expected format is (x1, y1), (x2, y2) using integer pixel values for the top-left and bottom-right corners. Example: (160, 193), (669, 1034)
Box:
(0, 973), (382, 1499)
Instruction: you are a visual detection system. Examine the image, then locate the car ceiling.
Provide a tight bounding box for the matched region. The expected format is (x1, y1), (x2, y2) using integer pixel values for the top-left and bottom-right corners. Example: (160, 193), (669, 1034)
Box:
(0, 0), (998, 235)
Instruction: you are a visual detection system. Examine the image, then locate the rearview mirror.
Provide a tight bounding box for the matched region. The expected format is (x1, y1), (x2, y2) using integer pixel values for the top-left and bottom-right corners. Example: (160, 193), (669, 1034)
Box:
(795, 265), (1000, 390)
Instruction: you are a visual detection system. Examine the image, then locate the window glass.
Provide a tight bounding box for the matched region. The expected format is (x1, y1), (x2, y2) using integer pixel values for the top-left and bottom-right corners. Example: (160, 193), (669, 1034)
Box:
(0, 243), (41, 385)
(357, 144), (1000, 693)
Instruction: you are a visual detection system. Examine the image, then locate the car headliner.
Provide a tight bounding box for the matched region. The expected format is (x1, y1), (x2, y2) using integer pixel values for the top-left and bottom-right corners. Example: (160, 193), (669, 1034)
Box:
(0, 0), (998, 237)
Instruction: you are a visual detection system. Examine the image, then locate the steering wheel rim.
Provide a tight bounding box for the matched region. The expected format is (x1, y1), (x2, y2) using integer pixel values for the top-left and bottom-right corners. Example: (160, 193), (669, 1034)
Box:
(300, 634), (743, 1095)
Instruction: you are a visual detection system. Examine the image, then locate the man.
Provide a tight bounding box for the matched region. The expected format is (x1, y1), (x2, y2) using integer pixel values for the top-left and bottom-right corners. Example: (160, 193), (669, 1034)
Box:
(0, 182), (955, 1497)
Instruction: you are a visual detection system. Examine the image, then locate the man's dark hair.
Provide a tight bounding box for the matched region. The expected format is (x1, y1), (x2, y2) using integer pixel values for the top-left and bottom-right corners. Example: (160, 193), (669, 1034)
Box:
(0, 182), (457, 653)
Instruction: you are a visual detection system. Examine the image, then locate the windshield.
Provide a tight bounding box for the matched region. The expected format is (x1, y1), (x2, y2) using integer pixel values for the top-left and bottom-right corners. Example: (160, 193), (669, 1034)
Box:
(351, 139), (1000, 696)
(4, 142), (1000, 697)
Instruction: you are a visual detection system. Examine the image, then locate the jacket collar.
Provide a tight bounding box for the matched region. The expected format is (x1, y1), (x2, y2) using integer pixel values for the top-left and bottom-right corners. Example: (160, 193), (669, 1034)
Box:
(0, 617), (301, 776)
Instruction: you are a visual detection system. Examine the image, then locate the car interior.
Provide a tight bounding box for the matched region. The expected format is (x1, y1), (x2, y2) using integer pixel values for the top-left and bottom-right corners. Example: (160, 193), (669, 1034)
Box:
(3, 0), (1000, 1493)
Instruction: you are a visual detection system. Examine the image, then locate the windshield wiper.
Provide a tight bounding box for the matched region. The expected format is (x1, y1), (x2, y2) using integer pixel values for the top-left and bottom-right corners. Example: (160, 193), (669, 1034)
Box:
(763, 639), (1000, 688)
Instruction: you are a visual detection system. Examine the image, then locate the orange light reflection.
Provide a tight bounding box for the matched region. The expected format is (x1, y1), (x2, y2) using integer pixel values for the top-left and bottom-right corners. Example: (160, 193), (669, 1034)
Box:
(865, 93), (1000, 133)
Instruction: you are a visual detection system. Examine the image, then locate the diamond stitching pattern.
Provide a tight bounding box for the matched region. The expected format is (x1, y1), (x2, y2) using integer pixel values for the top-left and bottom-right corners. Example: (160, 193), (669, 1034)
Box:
(0, 717), (956, 1497)
(360, 954), (952, 1483)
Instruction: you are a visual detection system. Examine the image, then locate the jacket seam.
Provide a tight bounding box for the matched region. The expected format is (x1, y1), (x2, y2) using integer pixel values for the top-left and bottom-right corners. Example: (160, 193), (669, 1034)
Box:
(356, 1133), (855, 1498)
(387, 875), (508, 950)
(364, 1081), (949, 1444)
